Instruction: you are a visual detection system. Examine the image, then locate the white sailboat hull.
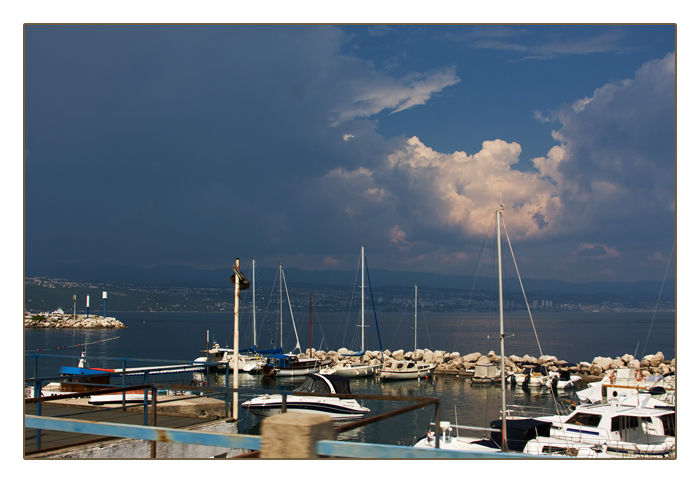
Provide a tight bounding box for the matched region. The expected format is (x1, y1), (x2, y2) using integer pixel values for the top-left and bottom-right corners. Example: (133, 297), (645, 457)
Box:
(379, 362), (435, 380)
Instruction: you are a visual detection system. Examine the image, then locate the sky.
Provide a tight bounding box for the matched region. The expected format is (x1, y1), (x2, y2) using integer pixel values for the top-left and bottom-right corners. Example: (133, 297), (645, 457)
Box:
(19, 18), (679, 284)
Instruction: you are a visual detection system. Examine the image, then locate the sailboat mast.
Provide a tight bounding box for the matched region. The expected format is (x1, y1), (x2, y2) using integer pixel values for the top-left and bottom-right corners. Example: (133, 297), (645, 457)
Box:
(252, 258), (256, 348)
(361, 245), (365, 352)
(309, 293), (313, 358)
(496, 208), (508, 451)
(279, 263), (283, 350)
(414, 285), (418, 353)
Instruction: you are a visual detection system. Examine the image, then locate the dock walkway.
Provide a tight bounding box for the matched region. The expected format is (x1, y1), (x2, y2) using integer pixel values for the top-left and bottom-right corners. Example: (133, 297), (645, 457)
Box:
(25, 396), (227, 456)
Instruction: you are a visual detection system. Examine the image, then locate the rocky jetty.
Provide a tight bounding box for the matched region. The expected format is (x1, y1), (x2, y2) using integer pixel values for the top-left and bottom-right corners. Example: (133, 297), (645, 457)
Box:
(306, 347), (675, 379)
(24, 311), (127, 329)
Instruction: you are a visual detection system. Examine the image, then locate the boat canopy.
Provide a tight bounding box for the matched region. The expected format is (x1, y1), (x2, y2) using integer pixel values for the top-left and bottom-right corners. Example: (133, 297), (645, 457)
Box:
(294, 373), (353, 395)
(489, 418), (552, 453)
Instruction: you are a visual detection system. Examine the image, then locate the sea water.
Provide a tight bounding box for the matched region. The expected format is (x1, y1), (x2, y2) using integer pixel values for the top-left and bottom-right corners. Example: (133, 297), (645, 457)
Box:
(24, 310), (675, 445)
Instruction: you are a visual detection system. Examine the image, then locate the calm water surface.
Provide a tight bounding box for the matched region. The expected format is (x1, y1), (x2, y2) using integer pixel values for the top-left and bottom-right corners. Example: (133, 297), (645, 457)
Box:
(24, 310), (675, 445)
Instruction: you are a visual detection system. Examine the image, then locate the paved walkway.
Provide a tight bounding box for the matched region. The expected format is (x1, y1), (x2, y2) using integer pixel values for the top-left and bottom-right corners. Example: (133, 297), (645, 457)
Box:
(24, 397), (224, 455)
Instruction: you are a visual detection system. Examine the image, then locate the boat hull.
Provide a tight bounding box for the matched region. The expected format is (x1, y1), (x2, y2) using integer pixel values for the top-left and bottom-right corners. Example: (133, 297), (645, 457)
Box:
(241, 395), (370, 421)
(379, 363), (435, 380)
(330, 364), (378, 378)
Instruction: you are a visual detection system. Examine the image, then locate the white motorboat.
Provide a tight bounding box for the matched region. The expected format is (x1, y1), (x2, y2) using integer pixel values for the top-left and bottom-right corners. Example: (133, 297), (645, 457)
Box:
(414, 419), (604, 457)
(241, 373), (370, 421)
(470, 363), (501, 384)
(511, 364), (554, 387)
(194, 342), (265, 373)
(546, 368), (582, 390)
(577, 367), (676, 405)
(535, 393), (676, 457)
(378, 359), (436, 380)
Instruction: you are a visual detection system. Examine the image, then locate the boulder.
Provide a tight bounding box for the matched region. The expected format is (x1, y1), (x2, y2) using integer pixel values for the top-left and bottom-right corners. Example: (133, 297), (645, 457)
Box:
(462, 352), (481, 363)
(592, 357), (614, 371)
(589, 364), (603, 376)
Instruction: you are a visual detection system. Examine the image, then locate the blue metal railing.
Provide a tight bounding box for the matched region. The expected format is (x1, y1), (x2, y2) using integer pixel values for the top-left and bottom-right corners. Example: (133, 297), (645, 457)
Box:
(25, 415), (538, 458)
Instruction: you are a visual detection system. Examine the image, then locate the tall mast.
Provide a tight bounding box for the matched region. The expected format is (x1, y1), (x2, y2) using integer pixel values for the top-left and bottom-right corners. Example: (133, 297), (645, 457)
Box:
(361, 245), (365, 352)
(252, 258), (256, 348)
(414, 285), (418, 353)
(279, 263), (283, 350)
(496, 207), (508, 452)
(233, 258), (241, 420)
(309, 293), (313, 358)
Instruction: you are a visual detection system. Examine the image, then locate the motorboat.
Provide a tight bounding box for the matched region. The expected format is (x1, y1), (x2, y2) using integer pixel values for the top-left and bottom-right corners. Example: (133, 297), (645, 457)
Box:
(546, 368), (582, 390)
(414, 419), (604, 458)
(578, 368), (676, 405)
(194, 342), (265, 373)
(241, 373), (370, 421)
(535, 393), (676, 457)
(470, 363), (500, 384)
(511, 364), (554, 387)
(378, 359), (436, 381)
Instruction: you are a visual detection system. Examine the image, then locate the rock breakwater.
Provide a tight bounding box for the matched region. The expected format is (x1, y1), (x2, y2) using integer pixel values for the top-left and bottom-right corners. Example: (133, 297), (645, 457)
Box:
(306, 347), (675, 379)
(24, 312), (127, 329)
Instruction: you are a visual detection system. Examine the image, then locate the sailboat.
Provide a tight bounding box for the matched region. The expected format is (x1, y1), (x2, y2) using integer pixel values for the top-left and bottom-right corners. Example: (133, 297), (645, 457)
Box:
(414, 206), (593, 455)
(261, 264), (326, 377)
(324, 246), (381, 378)
(379, 285), (436, 381)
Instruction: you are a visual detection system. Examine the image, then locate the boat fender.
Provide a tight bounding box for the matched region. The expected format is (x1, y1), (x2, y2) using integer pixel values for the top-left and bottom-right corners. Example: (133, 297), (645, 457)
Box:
(610, 373), (615, 385)
(635, 371), (643, 382)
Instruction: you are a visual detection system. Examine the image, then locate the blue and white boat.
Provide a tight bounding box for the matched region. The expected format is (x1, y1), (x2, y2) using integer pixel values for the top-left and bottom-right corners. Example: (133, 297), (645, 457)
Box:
(241, 373), (370, 421)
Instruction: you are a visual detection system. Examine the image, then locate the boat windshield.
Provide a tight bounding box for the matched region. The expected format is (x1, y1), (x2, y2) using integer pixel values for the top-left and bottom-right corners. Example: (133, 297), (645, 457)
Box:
(295, 376), (332, 394)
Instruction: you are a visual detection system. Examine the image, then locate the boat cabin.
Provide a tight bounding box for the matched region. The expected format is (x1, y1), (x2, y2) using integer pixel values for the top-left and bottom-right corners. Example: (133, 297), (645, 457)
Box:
(473, 364), (499, 380)
(294, 373), (353, 395)
(58, 366), (113, 393)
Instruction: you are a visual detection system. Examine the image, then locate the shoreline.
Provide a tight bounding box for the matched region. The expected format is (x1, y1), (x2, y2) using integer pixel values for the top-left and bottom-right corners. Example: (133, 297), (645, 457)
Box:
(24, 312), (127, 329)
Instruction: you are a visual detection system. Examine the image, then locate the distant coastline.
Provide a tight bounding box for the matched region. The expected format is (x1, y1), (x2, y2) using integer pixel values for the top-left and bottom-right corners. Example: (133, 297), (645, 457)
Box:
(24, 276), (676, 315)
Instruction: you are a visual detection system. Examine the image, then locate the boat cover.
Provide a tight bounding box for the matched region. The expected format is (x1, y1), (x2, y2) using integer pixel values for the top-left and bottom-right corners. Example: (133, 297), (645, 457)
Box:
(489, 418), (552, 453)
(295, 374), (353, 395)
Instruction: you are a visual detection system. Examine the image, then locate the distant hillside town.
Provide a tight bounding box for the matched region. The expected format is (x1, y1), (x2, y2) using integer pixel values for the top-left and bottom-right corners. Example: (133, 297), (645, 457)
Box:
(24, 276), (676, 314)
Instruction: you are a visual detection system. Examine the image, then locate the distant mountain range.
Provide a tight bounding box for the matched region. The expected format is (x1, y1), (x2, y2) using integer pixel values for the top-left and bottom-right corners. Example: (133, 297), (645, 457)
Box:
(25, 258), (675, 298)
